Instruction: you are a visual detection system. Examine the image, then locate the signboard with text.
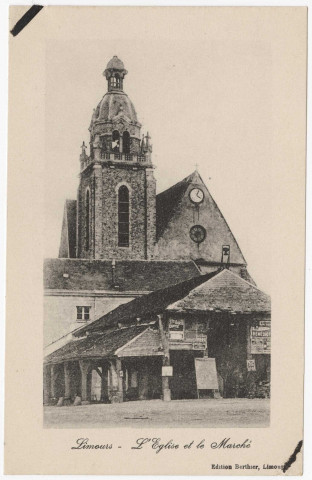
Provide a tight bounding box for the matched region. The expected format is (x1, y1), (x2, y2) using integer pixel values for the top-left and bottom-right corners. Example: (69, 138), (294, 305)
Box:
(194, 358), (219, 390)
(250, 322), (271, 354)
(247, 359), (256, 371)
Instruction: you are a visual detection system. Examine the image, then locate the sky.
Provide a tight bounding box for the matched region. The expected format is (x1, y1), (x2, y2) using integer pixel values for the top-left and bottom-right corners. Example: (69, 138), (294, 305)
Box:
(44, 27), (274, 293)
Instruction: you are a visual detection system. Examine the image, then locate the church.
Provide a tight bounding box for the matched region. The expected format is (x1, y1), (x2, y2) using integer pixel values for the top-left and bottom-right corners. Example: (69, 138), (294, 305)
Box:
(43, 56), (271, 405)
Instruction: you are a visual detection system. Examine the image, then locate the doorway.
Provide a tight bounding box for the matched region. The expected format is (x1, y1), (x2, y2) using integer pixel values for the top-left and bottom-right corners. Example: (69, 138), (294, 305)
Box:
(170, 350), (199, 399)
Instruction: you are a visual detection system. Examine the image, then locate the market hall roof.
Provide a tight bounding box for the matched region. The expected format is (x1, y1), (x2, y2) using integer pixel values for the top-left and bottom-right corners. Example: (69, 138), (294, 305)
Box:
(44, 258), (201, 292)
(45, 269), (270, 362)
(73, 271), (219, 336)
(44, 325), (150, 364)
(167, 269), (271, 314)
(74, 268), (270, 337)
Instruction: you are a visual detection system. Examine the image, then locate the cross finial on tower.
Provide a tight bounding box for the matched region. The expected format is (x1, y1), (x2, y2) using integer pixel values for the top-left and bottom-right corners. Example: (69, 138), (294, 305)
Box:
(194, 163), (199, 171)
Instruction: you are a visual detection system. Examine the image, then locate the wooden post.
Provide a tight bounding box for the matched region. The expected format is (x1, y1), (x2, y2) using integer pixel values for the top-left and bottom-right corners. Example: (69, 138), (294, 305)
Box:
(110, 361), (118, 388)
(109, 360), (122, 403)
(158, 314), (171, 402)
(50, 364), (58, 400)
(43, 364), (51, 405)
(64, 362), (71, 405)
(100, 365), (109, 402)
(116, 358), (124, 403)
(138, 363), (149, 400)
(79, 360), (91, 404)
(204, 318), (209, 357)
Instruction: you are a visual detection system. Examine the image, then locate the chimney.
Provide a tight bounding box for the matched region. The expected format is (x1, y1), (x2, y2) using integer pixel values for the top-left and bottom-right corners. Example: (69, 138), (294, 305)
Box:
(221, 245), (230, 268)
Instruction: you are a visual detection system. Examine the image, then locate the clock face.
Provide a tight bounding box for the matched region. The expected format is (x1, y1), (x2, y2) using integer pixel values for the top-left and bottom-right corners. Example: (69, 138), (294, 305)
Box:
(190, 225), (206, 244)
(189, 188), (204, 204)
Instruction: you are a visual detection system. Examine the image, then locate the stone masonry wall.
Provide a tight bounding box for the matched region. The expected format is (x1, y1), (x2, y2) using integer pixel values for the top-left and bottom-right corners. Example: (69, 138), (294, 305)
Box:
(100, 165), (155, 260)
(145, 168), (156, 259)
(77, 163), (156, 260)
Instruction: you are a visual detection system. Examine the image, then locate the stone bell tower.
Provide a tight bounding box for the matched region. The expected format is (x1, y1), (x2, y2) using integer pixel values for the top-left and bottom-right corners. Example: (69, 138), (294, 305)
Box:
(76, 56), (156, 260)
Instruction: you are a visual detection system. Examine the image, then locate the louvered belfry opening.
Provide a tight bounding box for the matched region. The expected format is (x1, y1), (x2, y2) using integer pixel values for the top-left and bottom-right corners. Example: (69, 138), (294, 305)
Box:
(122, 131), (130, 153)
(118, 185), (130, 247)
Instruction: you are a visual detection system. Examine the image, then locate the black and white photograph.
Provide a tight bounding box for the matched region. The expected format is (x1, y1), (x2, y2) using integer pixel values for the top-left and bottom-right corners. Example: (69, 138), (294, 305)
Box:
(43, 51), (271, 429)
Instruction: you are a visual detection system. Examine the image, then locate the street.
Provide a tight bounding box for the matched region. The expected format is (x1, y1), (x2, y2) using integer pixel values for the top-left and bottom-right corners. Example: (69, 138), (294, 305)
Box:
(44, 398), (269, 428)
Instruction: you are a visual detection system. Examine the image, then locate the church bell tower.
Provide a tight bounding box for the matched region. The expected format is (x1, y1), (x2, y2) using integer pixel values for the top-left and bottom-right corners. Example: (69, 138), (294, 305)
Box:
(76, 56), (156, 260)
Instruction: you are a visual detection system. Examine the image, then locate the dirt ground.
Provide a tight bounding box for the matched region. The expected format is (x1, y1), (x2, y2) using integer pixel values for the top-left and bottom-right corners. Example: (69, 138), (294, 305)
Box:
(44, 398), (270, 428)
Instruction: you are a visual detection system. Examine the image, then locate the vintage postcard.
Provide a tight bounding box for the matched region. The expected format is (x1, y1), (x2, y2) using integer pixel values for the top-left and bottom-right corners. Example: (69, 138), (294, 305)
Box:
(5, 6), (306, 475)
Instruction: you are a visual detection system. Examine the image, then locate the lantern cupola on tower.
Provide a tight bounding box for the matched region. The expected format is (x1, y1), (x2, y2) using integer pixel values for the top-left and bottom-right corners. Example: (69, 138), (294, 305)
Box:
(104, 55), (128, 92)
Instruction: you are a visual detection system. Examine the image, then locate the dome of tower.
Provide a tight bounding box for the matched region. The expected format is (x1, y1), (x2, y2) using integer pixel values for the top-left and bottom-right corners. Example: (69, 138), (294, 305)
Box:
(89, 56), (139, 129)
(88, 57), (143, 149)
(93, 91), (138, 125)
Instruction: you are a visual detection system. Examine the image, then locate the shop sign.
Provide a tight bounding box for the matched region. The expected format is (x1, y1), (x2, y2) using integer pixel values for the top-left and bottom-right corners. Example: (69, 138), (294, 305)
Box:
(250, 323), (271, 354)
(259, 320), (270, 327)
(168, 318), (184, 341)
(247, 359), (256, 371)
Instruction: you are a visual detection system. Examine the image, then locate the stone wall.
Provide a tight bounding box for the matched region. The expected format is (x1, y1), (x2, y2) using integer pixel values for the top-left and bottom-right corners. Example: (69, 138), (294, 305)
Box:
(154, 180), (246, 264)
(145, 168), (157, 259)
(77, 163), (156, 260)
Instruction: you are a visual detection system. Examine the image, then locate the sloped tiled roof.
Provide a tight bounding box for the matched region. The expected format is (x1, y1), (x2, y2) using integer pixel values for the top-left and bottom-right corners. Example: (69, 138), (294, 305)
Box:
(66, 200), (77, 258)
(45, 269), (270, 362)
(44, 325), (148, 364)
(74, 270), (219, 336)
(167, 269), (270, 314)
(116, 328), (163, 357)
(156, 172), (195, 238)
(44, 258), (200, 292)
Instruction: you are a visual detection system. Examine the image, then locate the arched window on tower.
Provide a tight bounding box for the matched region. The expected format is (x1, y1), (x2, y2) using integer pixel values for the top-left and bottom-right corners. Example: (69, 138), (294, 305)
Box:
(118, 186), (130, 247)
(85, 189), (90, 251)
(112, 130), (120, 152)
(110, 75), (117, 88)
(123, 131), (130, 154)
(115, 74), (121, 88)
